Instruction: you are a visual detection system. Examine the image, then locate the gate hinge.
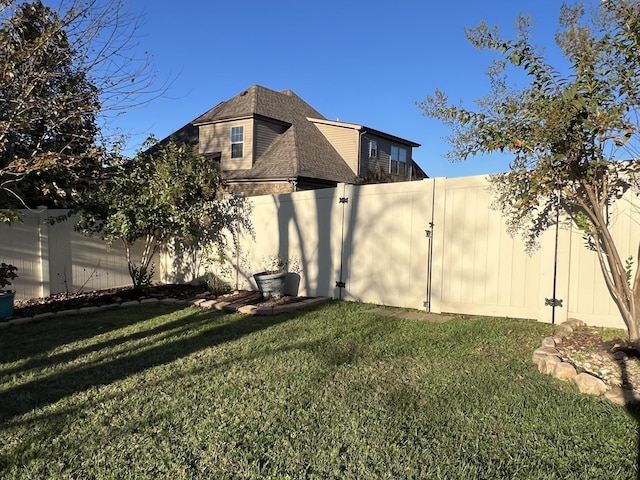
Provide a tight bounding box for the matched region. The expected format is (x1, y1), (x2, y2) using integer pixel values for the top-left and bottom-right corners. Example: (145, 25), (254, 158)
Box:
(336, 281), (346, 288)
(545, 298), (563, 307)
(339, 197), (348, 204)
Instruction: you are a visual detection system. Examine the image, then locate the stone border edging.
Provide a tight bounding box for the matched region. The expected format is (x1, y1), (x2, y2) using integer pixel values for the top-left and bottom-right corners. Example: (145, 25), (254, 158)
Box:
(0, 294), (333, 329)
(533, 318), (640, 406)
(191, 295), (332, 315)
(0, 297), (193, 329)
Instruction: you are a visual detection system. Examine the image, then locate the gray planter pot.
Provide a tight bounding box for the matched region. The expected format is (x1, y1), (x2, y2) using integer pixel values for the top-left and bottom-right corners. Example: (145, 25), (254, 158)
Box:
(253, 271), (287, 299)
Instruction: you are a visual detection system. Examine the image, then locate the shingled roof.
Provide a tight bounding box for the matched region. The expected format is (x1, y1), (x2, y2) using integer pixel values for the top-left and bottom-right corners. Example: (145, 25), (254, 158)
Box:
(192, 85), (357, 184)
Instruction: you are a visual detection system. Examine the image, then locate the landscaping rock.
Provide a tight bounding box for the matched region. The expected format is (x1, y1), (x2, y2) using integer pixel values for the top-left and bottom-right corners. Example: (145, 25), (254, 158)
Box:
(540, 337), (556, 348)
(603, 387), (640, 406)
(214, 301), (231, 311)
(237, 305), (258, 315)
(120, 300), (140, 308)
(538, 355), (561, 375)
(9, 317), (34, 325)
(98, 304), (121, 312)
(574, 372), (608, 396)
(302, 297), (332, 307)
(555, 324), (573, 337)
(79, 306), (102, 314)
(532, 346), (560, 365)
(566, 318), (586, 328)
(553, 361), (577, 380)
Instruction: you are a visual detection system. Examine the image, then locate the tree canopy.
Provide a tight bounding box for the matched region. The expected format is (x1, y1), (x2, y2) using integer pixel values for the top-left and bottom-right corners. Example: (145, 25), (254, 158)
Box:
(0, 0), (162, 222)
(76, 138), (249, 288)
(418, 1), (640, 341)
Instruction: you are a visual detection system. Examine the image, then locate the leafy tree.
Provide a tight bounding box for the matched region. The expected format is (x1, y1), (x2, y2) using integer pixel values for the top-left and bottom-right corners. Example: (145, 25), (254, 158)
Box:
(77, 138), (250, 288)
(0, 0), (162, 223)
(418, 1), (640, 341)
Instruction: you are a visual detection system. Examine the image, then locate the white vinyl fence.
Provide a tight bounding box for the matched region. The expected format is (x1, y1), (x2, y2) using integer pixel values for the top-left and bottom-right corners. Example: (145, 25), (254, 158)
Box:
(2, 175), (636, 330)
(0, 208), (156, 300)
(210, 176), (634, 330)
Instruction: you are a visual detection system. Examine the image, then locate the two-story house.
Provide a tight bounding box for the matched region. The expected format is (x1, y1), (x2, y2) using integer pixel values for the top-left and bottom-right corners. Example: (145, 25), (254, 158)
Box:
(162, 85), (426, 196)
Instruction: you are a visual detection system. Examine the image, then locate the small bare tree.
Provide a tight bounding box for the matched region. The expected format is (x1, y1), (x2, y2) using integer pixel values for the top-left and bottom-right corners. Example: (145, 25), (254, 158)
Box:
(0, 0), (165, 222)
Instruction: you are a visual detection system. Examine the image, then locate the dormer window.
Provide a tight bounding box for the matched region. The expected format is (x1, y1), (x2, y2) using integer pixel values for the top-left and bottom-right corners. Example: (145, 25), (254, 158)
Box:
(369, 140), (378, 159)
(390, 145), (407, 176)
(231, 126), (244, 158)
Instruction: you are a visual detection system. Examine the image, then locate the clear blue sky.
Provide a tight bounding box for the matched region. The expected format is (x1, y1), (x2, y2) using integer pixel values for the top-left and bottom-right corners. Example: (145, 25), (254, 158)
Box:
(110, 0), (568, 178)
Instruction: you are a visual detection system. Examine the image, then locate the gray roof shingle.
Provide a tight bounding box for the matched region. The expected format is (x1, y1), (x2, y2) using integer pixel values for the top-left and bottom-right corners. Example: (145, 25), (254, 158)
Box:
(193, 85), (356, 184)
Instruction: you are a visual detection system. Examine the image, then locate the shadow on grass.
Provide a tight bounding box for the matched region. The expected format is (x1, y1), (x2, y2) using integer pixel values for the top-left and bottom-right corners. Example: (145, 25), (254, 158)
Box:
(613, 351), (640, 480)
(0, 307), (221, 377)
(0, 307), (191, 365)
(0, 307), (297, 424)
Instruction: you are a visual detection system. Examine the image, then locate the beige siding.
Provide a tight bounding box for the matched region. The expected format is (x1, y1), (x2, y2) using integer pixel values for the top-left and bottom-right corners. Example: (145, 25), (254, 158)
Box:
(360, 137), (412, 181)
(312, 123), (359, 175)
(199, 119), (254, 170)
(227, 182), (294, 197)
(255, 119), (287, 158)
(360, 134), (385, 178)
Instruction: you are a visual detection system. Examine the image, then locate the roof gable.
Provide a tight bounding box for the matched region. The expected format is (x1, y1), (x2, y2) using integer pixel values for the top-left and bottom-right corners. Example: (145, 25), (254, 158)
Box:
(192, 85), (324, 126)
(196, 85), (355, 184)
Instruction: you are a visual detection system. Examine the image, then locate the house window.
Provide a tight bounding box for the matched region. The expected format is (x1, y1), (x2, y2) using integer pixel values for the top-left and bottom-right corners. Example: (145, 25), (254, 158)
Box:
(369, 140), (378, 159)
(390, 145), (407, 175)
(231, 126), (244, 158)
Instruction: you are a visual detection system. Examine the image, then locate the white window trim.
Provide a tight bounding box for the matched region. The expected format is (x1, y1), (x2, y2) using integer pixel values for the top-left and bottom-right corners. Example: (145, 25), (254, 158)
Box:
(231, 126), (244, 159)
(390, 145), (408, 175)
(369, 140), (378, 159)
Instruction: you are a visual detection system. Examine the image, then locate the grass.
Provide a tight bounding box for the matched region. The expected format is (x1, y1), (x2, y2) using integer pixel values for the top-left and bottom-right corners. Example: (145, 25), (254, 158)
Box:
(0, 301), (638, 479)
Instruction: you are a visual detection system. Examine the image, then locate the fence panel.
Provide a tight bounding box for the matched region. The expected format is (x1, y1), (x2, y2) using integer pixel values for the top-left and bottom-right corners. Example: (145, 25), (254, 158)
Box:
(339, 181), (432, 309)
(1, 209), (156, 300)
(0, 210), (43, 300)
(238, 187), (344, 298)
(565, 193), (640, 329)
(431, 176), (547, 320)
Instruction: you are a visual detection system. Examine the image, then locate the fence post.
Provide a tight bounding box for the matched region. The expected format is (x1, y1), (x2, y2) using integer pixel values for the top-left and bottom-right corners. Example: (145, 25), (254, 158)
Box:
(36, 206), (51, 298)
(537, 218), (571, 324)
(427, 177), (446, 314)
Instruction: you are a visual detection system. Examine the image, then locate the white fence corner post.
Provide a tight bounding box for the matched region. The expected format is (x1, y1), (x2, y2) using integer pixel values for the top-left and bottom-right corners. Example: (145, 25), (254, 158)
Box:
(37, 206), (51, 298)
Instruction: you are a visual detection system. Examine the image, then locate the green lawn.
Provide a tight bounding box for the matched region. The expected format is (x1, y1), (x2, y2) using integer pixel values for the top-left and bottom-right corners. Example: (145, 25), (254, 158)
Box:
(0, 301), (637, 479)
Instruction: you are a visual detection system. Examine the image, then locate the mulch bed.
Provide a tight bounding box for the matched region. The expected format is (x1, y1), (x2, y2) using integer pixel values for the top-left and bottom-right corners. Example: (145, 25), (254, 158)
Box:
(554, 326), (640, 390)
(12, 284), (209, 319)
